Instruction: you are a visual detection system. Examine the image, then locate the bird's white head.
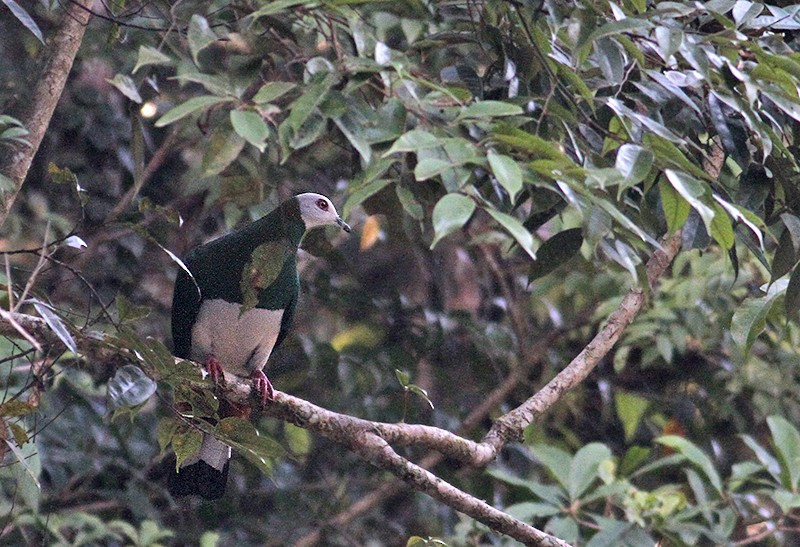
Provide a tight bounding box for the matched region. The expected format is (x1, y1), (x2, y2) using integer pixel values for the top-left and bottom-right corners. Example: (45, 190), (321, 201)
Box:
(296, 193), (351, 233)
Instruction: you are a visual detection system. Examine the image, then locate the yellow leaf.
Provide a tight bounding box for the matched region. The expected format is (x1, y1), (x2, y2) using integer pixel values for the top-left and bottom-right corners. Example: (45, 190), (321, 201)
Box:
(360, 215), (381, 251)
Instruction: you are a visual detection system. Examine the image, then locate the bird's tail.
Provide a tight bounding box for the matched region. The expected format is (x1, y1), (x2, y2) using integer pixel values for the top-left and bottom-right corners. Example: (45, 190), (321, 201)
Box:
(167, 434), (231, 500)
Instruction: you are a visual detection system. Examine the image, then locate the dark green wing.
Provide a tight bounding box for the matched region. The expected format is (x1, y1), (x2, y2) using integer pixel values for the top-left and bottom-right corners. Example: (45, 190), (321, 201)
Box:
(274, 288), (298, 352)
(171, 266), (201, 359)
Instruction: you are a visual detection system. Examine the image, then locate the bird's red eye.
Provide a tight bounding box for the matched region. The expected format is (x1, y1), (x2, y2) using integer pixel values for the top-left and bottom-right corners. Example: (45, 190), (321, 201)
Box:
(316, 198), (329, 211)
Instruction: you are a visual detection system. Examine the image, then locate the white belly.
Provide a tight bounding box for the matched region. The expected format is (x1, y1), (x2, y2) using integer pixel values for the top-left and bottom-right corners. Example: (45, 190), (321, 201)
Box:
(190, 299), (284, 376)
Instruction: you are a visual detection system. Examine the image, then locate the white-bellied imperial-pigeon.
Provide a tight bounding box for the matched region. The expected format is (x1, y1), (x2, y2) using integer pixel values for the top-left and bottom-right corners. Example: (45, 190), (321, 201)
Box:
(168, 193), (350, 499)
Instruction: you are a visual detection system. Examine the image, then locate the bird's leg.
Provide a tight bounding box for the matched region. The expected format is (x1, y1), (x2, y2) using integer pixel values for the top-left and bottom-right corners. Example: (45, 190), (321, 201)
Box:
(205, 355), (225, 386)
(250, 369), (274, 407)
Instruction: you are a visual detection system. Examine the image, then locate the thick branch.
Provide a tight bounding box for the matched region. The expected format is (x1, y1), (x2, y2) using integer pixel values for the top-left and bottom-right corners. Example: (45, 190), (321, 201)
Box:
(483, 231), (683, 453)
(0, 0), (94, 229)
(3, 232), (682, 545)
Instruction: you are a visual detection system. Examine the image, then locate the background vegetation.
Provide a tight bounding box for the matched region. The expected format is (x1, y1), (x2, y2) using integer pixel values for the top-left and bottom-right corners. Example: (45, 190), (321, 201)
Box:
(3, 0), (800, 545)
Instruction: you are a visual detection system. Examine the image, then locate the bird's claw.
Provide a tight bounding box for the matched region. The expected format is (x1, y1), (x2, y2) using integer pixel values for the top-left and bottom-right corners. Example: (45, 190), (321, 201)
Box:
(251, 370), (274, 407)
(205, 355), (225, 386)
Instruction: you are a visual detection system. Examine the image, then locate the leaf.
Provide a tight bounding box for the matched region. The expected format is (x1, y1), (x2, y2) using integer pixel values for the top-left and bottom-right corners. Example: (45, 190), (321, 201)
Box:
(172, 427), (202, 469)
(201, 127), (246, 176)
(240, 241), (292, 313)
(106, 74), (142, 104)
(615, 391), (650, 442)
(107, 365), (157, 410)
(252, 82), (297, 104)
(731, 291), (781, 354)
(528, 228), (583, 282)
(664, 170), (715, 230)
(2, 0), (44, 44)
(577, 17), (651, 56)
(287, 72), (338, 133)
(568, 443), (612, 500)
(785, 263), (800, 322)
(383, 129), (440, 155)
(188, 14), (217, 66)
(63, 235), (87, 249)
(487, 151), (523, 200)
(659, 178), (691, 232)
(531, 444), (572, 492)
(0, 400), (35, 418)
(486, 208), (536, 259)
(30, 299), (76, 353)
(709, 201), (735, 250)
(155, 96), (231, 127)
(615, 144), (654, 185)
(216, 417), (284, 475)
(656, 435), (723, 495)
(343, 176), (393, 219)
(230, 110), (270, 152)
(430, 194), (475, 248)
(133, 46), (172, 73)
(767, 415), (800, 491)
(157, 418), (180, 453)
(414, 158), (452, 181)
(248, 0), (309, 18)
(456, 100), (523, 120)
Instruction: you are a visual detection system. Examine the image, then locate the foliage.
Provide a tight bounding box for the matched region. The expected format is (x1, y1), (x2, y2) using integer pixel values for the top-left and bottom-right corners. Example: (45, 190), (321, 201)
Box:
(2, 0), (800, 545)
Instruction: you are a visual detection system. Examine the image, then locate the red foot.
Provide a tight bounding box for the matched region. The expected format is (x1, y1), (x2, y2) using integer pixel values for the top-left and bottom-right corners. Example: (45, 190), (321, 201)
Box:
(251, 369), (274, 406)
(205, 355), (225, 386)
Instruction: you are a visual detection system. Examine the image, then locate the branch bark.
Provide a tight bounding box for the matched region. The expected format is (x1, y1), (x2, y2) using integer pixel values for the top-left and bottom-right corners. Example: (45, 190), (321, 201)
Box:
(0, 0), (94, 230)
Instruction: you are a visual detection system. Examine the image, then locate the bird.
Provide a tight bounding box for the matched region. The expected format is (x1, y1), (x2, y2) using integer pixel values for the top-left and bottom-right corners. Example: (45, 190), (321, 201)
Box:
(168, 192), (350, 499)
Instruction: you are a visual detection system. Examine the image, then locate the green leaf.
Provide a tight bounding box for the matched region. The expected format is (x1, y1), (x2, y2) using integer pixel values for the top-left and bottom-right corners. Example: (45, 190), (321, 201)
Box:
(384, 130), (440, 155)
(248, 0), (309, 18)
(767, 415), (800, 491)
(491, 124), (572, 162)
(775, 228), (799, 282)
(395, 369), (411, 387)
(0, 400), (35, 418)
(568, 443), (612, 500)
(730, 289), (781, 354)
(107, 365), (157, 410)
(284, 422), (312, 457)
(615, 144), (653, 185)
(106, 74), (142, 104)
(577, 18), (652, 56)
(487, 151), (523, 200)
(287, 72), (338, 133)
(430, 194), (475, 248)
(201, 127), (246, 177)
(456, 100), (523, 120)
(216, 417), (284, 475)
(709, 201), (734, 250)
(230, 110), (270, 152)
(252, 81), (297, 104)
(664, 170), (714, 229)
(240, 241), (292, 313)
(3, 0), (44, 44)
(785, 263), (800, 322)
(531, 444), (572, 492)
(157, 418), (180, 453)
(155, 96), (231, 128)
(188, 14), (217, 66)
(486, 208), (536, 260)
(172, 427), (203, 469)
(414, 158), (452, 181)
(659, 178), (691, 232)
(133, 46), (172, 73)
(656, 435), (723, 495)
(615, 391), (650, 442)
(529, 228), (583, 282)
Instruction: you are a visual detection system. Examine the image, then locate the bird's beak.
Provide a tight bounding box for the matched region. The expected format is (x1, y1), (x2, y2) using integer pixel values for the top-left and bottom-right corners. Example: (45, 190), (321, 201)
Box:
(337, 216), (351, 233)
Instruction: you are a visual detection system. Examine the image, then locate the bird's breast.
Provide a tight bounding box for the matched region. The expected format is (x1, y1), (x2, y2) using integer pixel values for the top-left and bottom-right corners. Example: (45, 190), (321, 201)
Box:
(190, 299), (284, 376)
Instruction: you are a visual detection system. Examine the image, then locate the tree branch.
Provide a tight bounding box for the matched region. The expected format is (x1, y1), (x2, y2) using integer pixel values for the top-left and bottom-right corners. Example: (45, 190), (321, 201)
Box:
(2, 232), (682, 545)
(0, 0), (94, 230)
